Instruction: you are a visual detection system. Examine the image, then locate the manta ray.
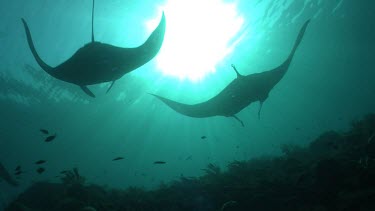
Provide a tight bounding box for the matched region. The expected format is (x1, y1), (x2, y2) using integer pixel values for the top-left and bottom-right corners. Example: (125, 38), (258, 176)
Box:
(0, 162), (18, 187)
(22, 0), (166, 97)
(152, 20), (310, 126)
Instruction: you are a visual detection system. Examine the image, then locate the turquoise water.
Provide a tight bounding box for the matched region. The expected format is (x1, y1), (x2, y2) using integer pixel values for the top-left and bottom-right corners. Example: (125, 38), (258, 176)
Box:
(1, 0), (374, 209)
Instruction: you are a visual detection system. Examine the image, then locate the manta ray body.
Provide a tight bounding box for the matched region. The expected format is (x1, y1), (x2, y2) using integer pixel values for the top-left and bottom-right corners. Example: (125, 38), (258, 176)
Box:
(0, 162), (18, 187)
(152, 20), (310, 126)
(22, 0), (166, 97)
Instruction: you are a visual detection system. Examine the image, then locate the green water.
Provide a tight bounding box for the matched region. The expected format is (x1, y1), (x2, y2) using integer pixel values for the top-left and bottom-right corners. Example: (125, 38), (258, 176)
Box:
(0, 0), (374, 208)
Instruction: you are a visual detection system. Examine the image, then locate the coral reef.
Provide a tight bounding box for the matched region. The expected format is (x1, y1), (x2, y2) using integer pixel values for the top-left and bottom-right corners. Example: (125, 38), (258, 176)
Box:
(5, 114), (375, 211)
(60, 168), (86, 186)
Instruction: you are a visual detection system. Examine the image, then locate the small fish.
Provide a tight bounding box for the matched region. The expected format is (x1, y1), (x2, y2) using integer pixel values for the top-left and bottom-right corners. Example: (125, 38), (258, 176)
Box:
(36, 167), (45, 174)
(60, 170), (68, 174)
(44, 134), (56, 142)
(40, 129), (49, 135)
(153, 161), (166, 164)
(14, 171), (22, 176)
(15, 165), (21, 171)
(35, 160), (46, 165)
(185, 155), (192, 160)
(112, 157), (124, 161)
(201, 136), (207, 139)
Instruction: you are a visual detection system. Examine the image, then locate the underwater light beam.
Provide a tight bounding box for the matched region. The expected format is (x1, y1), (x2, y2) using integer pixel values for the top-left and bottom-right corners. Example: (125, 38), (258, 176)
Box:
(147, 0), (245, 81)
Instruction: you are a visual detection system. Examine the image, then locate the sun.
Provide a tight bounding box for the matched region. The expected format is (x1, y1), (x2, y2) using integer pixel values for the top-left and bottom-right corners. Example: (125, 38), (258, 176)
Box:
(146, 0), (245, 82)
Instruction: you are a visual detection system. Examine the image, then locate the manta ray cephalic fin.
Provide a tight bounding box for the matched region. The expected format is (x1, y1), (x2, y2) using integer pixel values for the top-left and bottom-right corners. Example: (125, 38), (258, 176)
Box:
(232, 115), (245, 127)
(80, 86), (95, 98)
(106, 80), (116, 93)
(258, 101), (264, 120)
(231, 64), (244, 78)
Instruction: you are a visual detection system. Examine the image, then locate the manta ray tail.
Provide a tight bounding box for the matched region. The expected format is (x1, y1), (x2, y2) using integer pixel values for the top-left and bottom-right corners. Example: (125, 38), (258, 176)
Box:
(91, 0), (95, 42)
(21, 19), (57, 78)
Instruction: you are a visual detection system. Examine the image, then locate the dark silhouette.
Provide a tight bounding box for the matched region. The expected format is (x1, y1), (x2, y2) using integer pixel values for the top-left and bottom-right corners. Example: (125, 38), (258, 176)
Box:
(0, 162), (18, 186)
(21, 0), (166, 97)
(152, 20), (310, 126)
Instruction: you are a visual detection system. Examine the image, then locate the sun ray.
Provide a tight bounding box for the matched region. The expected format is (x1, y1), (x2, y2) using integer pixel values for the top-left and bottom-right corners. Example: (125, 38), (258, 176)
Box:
(147, 0), (245, 82)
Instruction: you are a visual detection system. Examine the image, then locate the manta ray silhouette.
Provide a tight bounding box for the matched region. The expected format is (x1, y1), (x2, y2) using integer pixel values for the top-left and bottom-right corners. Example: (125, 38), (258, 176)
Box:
(0, 162), (18, 187)
(21, 0), (166, 97)
(152, 20), (310, 126)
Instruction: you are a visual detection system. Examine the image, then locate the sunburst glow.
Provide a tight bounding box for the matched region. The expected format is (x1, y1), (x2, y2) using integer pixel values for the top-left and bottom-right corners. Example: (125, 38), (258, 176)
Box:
(147, 0), (245, 81)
